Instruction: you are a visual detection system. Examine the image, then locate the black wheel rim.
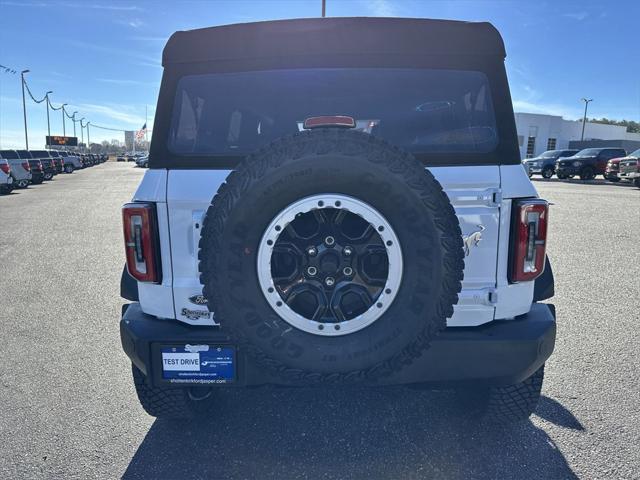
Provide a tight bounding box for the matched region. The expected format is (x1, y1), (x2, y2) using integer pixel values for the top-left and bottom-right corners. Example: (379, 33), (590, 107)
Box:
(271, 207), (389, 324)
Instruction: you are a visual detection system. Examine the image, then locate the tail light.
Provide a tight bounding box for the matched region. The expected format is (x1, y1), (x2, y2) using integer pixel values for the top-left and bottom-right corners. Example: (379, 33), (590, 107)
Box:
(509, 199), (548, 283)
(122, 203), (162, 283)
(22, 161), (30, 171)
(0, 162), (9, 174)
(38, 161), (43, 171)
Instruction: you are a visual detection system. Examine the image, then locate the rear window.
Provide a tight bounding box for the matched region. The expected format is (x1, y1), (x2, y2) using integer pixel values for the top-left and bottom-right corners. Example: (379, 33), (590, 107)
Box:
(168, 68), (498, 157)
(16, 150), (32, 159)
(576, 148), (602, 156)
(0, 150), (19, 159)
(32, 150), (50, 157)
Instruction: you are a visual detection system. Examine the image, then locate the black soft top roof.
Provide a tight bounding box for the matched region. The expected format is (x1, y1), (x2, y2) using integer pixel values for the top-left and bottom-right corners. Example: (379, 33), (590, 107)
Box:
(163, 17), (505, 66)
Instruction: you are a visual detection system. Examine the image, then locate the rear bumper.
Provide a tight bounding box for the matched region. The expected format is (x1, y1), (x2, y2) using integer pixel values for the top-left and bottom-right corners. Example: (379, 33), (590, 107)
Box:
(121, 303), (556, 388)
(556, 166), (579, 176)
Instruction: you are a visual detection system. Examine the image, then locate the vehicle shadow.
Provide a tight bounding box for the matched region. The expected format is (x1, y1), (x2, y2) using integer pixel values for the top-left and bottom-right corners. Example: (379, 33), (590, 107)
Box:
(123, 387), (579, 479)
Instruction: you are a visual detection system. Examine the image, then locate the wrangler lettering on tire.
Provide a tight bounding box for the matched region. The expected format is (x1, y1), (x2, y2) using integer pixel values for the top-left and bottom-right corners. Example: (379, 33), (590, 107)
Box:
(199, 129), (464, 383)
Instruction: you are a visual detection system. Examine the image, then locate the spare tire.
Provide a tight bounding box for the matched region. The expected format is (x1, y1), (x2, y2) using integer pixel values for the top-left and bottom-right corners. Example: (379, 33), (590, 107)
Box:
(199, 129), (464, 383)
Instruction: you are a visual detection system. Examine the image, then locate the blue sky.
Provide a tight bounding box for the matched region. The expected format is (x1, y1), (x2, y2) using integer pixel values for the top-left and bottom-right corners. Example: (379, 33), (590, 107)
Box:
(1, 0), (638, 148)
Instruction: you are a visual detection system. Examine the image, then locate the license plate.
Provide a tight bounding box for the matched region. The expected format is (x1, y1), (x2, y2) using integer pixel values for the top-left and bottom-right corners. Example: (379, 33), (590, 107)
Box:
(161, 345), (235, 384)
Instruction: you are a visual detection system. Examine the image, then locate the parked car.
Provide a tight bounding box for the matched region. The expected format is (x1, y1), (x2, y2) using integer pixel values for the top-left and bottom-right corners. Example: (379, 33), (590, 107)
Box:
(618, 148), (640, 187)
(0, 158), (14, 194)
(555, 147), (627, 180)
(81, 154), (94, 167)
(48, 150), (67, 174)
(135, 155), (149, 168)
(30, 150), (59, 179)
(523, 149), (578, 179)
(16, 150), (51, 182)
(119, 17), (556, 425)
(117, 154), (126, 162)
(58, 150), (83, 172)
(604, 157), (623, 182)
(0, 149), (32, 188)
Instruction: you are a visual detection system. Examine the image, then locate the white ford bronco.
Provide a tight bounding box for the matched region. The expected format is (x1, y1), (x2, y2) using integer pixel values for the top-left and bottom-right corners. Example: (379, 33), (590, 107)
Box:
(120, 17), (556, 424)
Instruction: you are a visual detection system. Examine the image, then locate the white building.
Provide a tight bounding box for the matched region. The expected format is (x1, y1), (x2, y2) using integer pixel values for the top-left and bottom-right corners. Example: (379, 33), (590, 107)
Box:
(514, 112), (640, 158)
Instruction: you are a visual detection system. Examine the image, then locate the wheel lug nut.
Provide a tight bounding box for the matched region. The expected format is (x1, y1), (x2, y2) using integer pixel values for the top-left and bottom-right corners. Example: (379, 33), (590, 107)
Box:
(324, 236), (335, 247)
(307, 266), (317, 276)
(307, 247), (317, 256)
(325, 277), (335, 287)
(343, 246), (353, 256)
(343, 267), (353, 276)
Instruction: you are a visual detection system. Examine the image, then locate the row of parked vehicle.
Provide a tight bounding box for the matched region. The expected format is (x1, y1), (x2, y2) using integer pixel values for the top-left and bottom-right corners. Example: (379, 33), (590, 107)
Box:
(116, 152), (149, 168)
(0, 150), (108, 194)
(523, 147), (640, 186)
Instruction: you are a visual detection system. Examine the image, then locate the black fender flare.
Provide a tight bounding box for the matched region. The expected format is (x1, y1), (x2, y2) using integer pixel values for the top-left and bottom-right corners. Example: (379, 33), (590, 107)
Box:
(120, 264), (139, 301)
(533, 256), (554, 302)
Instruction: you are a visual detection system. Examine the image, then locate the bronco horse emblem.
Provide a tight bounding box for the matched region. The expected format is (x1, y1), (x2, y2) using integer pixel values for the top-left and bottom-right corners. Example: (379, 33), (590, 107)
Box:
(463, 225), (485, 256)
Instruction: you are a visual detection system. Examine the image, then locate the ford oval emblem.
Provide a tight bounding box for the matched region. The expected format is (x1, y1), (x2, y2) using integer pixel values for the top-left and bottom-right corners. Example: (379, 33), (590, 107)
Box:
(188, 294), (208, 306)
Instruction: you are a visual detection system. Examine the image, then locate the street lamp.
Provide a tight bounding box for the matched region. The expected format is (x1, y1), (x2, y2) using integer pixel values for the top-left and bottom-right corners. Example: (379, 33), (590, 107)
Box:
(71, 111), (78, 140)
(79, 118), (85, 152)
(61, 103), (68, 137)
(87, 121), (91, 151)
(71, 110), (78, 150)
(20, 69), (30, 150)
(580, 98), (593, 142)
(45, 91), (53, 149)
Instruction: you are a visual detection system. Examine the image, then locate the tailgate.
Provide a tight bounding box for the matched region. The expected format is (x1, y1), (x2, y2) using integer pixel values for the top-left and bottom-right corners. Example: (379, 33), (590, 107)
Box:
(167, 166), (502, 327)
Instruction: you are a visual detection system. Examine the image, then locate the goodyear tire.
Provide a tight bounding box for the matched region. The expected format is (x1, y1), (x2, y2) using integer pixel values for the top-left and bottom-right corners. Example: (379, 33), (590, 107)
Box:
(199, 129), (464, 383)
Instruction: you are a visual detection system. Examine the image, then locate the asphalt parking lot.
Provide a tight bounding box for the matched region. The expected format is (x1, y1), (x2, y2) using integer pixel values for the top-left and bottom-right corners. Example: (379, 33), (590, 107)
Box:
(1, 162), (638, 479)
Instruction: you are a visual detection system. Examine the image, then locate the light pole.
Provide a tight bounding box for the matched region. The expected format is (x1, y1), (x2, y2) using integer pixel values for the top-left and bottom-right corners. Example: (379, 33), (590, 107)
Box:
(61, 103), (68, 137)
(87, 122), (91, 151)
(79, 118), (85, 152)
(321, 0), (326, 17)
(45, 91), (53, 149)
(71, 111), (78, 148)
(580, 98), (593, 142)
(20, 69), (30, 149)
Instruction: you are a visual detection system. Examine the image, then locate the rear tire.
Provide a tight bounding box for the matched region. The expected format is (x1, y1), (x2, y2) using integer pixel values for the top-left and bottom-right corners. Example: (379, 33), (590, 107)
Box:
(541, 167), (554, 179)
(131, 365), (215, 419)
(458, 365), (544, 425)
(16, 179), (30, 188)
(556, 172), (567, 180)
(64, 164), (74, 173)
(579, 167), (595, 181)
(634, 178), (640, 188)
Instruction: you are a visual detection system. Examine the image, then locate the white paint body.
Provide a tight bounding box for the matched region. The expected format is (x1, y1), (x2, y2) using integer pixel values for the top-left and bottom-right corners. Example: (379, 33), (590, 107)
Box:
(131, 163), (538, 327)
